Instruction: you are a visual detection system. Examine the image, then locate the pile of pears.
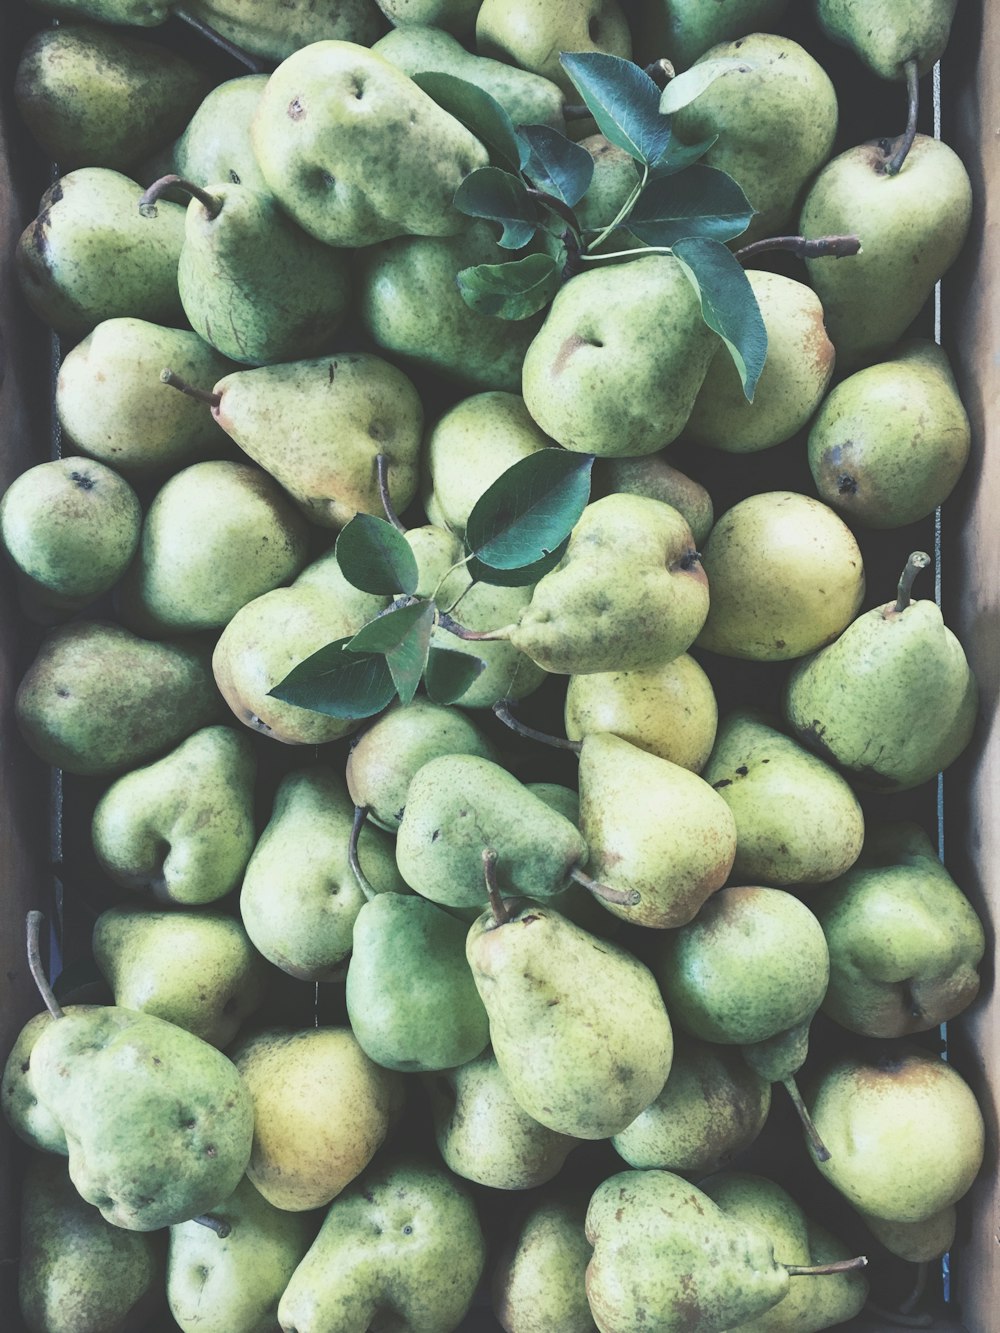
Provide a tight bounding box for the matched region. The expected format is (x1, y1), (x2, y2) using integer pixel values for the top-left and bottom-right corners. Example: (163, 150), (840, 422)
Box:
(1, 0), (990, 1330)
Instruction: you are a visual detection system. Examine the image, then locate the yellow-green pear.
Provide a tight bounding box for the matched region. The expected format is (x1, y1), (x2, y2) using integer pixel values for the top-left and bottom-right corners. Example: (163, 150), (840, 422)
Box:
(183, 0), (384, 61)
(430, 575), (549, 707)
(592, 452), (714, 546)
(476, 0), (632, 95)
(171, 74), (270, 193)
(493, 1197), (596, 1333)
(376, 0), (481, 32)
(633, 0), (790, 69)
(816, 0), (958, 80)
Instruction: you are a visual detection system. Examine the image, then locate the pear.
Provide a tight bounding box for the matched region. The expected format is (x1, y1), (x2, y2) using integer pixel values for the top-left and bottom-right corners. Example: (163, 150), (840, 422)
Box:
(671, 35), (838, 242)
(808, 339), (971, 528)
(2, 1010), (74, 1155)
(633, 0), (790, 69)
(799, 134), (972, 368)
(701, 710), (865, 885)
(574, 134), (643, 254)
(171, 73), (270, 193)
(684, 271), (836, 453)
(861, 1207), (957, 1263)
(476, 0), (632, 95)
(592, 452), (714, 547)
(240, 765), (405, 982)
(816, 0), (958, 80)
(91, 725), (256, 906)
(92, 906), (269, 1048)
(467, 901), (673, 1139)
(251, 41), (488, 247)
(784, 552), (979, 790)
(493, 1197), (596, 1333)
(521, 254), (719, 457)
(697, 491), (865, 661)
(16, 620), (220, 777)
(183, 0), (384, 60)
(376, 0), (481, 31)
(430, 573), (550, 707)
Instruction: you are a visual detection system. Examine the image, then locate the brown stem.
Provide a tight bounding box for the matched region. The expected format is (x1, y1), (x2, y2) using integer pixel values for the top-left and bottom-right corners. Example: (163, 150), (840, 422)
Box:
(570, 866), (641, 908)
(894, 551), (931, 613)
(735, 234), (862, 266)
(526, 188), (581, 241)
(786, 1255), (868, 1278)
(492, 700), (582, 753)
(375, 454), (406, 533)
(886, 59), (921, 176)
(899, 1261), (929, 1317)
(563, 103), (593, 120)
(348, 805), (378, 903)
(160, 369), (222, 408)
(643, 58), (675, 90)
(192, 1214), (232, 1239)
(782, 1076), (831, 1163)
(174, 8), (269, 73)
(435, 611), (514, 643)
(139, 175), (222, 220)
(26, 912), (63, 1020)
(483, 848), (511, 926)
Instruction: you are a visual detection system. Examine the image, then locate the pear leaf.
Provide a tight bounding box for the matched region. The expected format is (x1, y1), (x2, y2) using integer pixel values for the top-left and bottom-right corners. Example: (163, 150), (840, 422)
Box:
(457, 252), (562, 320)
(269, 637), (396, 719)
(673, 236), (768, 401)
(625, 164), (754, 246)
(468, 535), (569, 586)
(424, 646), (487, 705)
(347, 600), (435, 706)
(648, 133), (719, 178)
(335, 514), (419, 596)
(454, 166), (539, 248)
(560, 51), (671, 166)
(412, 71), (524, 172)
(466, 450), (593, 570)
(518, 123), (594, 206)
(659, 58), (751, 114)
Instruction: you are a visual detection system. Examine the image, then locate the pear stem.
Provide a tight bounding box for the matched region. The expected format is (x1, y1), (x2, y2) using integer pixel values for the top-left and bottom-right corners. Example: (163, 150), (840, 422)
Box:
(786, 1255), (868, 1278)
(886, 59), (921, 176)
(348, 805), (378, 903)
(139, 175), (222, 220)
(375, 454), (406, 533)
(900, 1261), (929, 1317)
(435, 611), (514, 643)
(174, 8), (269, 73)
(864, 1302), (933, 1328)
(894, 551), (931, 613)
(735, 234), (862, 265)
(526, 188), (582, 242)
(569, 866), (641, 908)
(192, 1214), (232, 1239)
(782, 1076), (831, 1163)
(160, 369), (222, 408)
(26, 912), (63, 1020)
(483, 848), (511, 926)
(492, 700), (582, 753)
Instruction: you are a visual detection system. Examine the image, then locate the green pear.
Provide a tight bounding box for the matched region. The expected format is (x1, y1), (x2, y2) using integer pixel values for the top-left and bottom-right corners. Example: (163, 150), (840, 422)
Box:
(359, 223), (544, 392)
(375, 0), (481, 33)
(508, 494), (710, 675)
(467, 901), (673, 1138)
(14, 23), (208, 172)
(426, 1049), (578, 1190)
(612, 1034), (771, 1175)
(430, 573), (550, 706)
(521, 255), (719, 456)
(0, 457), (141, 622)
(19, 1151), (165, 1333)
(167, 1176), (316, 1333)
(92, 906), (269, 1047)
(22, 0), (172, 20)
(230, 1026), (400, 1211)
(15, 621), (220, 776)
(251, 41), (488, 247)
(565, 653), (718, 773)
(784, 552), (979, 790)
(701, 710), (865, 885)
(577, 733), (737, 928)
(799, 135), (972, 369)
(861, 1206), (956, 1263)
(697, 491), (865, 660)
(56, 318), (234, 474)
(811, 822), (985, 1037)
(808, 339), (971, 528)
(476, 0), (632, 95)
(816, 0), (958, 80)
(209, 353), (423, 529)
(2, 1010), (74, 1155)
(671, 35), (838, 241)
(633, 0), (790, 69)
(574, 134), (642, 249)
(241, 765), (405, 982)
(91, 726), (256, 905)
(171, 74), (270, 193)
(493, 1197), (596, 1333)
(405, 522), (469, 600)
(591, 452), (714, 547)
(278, 1156), (486, 1332)
(183, 0), (384, 60)
(346, 698), (496, 831)
(684, 271), (836, 453)
(16, 168), (186, 337)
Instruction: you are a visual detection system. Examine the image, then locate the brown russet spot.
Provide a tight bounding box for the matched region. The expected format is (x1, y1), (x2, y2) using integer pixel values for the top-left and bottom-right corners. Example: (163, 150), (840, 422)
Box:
(287, 97), (306, 120)
(552, 333), (600, 377)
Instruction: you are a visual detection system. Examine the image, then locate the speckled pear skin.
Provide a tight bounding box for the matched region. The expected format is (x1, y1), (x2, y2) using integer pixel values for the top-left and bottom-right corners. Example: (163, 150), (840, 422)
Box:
(171, 74), (270, 193)
(585, 1170), (789, 1333)
(493, 1197), (596, 1333)
(251, 41), (488, 248)
(467, 902), (673, 1140)
(16, 168), (186, 337)
(592, 453), (714, 547)
(476, 0), (632, 95)
(862, 1206), (956, 1263)
(376, 0), (481, 33)
(25, 0), (172, 21)
(18, 1007), (253, 1231)
(632, 0), (789, 69)
(184, 0), (384, 61)
(3, 1010), (82, 1153)
(277, 1157), (486, 1333)
(816, 0), (957, 78)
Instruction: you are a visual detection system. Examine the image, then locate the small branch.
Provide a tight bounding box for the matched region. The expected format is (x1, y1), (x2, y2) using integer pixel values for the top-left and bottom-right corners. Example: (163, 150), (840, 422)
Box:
(160, 369), (222, 408)
(894, 551), (931, 613)
(526, 188), (582, 243)
(139, 175), (222, 220)
(585, 162), (648, 255)
(192, 1214), (232, 1239)
(886, 59), (921, 176)
(435, 611), (513, 643)
(492, 700), (582, 752)
(786, 1255), (868, 1278)
(376, 454), (406, 533)
(569, 866), (641, 908)
(735, 234), (862, 266)
(348, 805), (378, 903)
(26, 912), (63, 1020)
(782, 1076), (831, 1163)
(483, 848), (511, 926)
(563, 103), (592, 121)
(643, 59), (675, 90)
(174, 8), (269, 73)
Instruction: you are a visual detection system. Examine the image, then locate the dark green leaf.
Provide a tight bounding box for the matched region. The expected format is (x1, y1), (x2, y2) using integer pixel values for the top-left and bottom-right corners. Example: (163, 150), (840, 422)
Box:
(335, 514), (419, 596)
(465, 450), (593, 570)
(673, 236), (768, 401)
(648, 133), (719, 178)
(454, 166), (539, 249)
(518, 123), (594, 206)
(423, 646), (486, 705)
(457, 252), (562, 320)
(659, 58), (750, 115)
(624, 164), (753, 247)
(467, 535), (569, 586)
(559, 52), (671, 166)
(348, 601), (435, 706)
(269, 637), (396, 719)
(412, 71), (524, 172)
